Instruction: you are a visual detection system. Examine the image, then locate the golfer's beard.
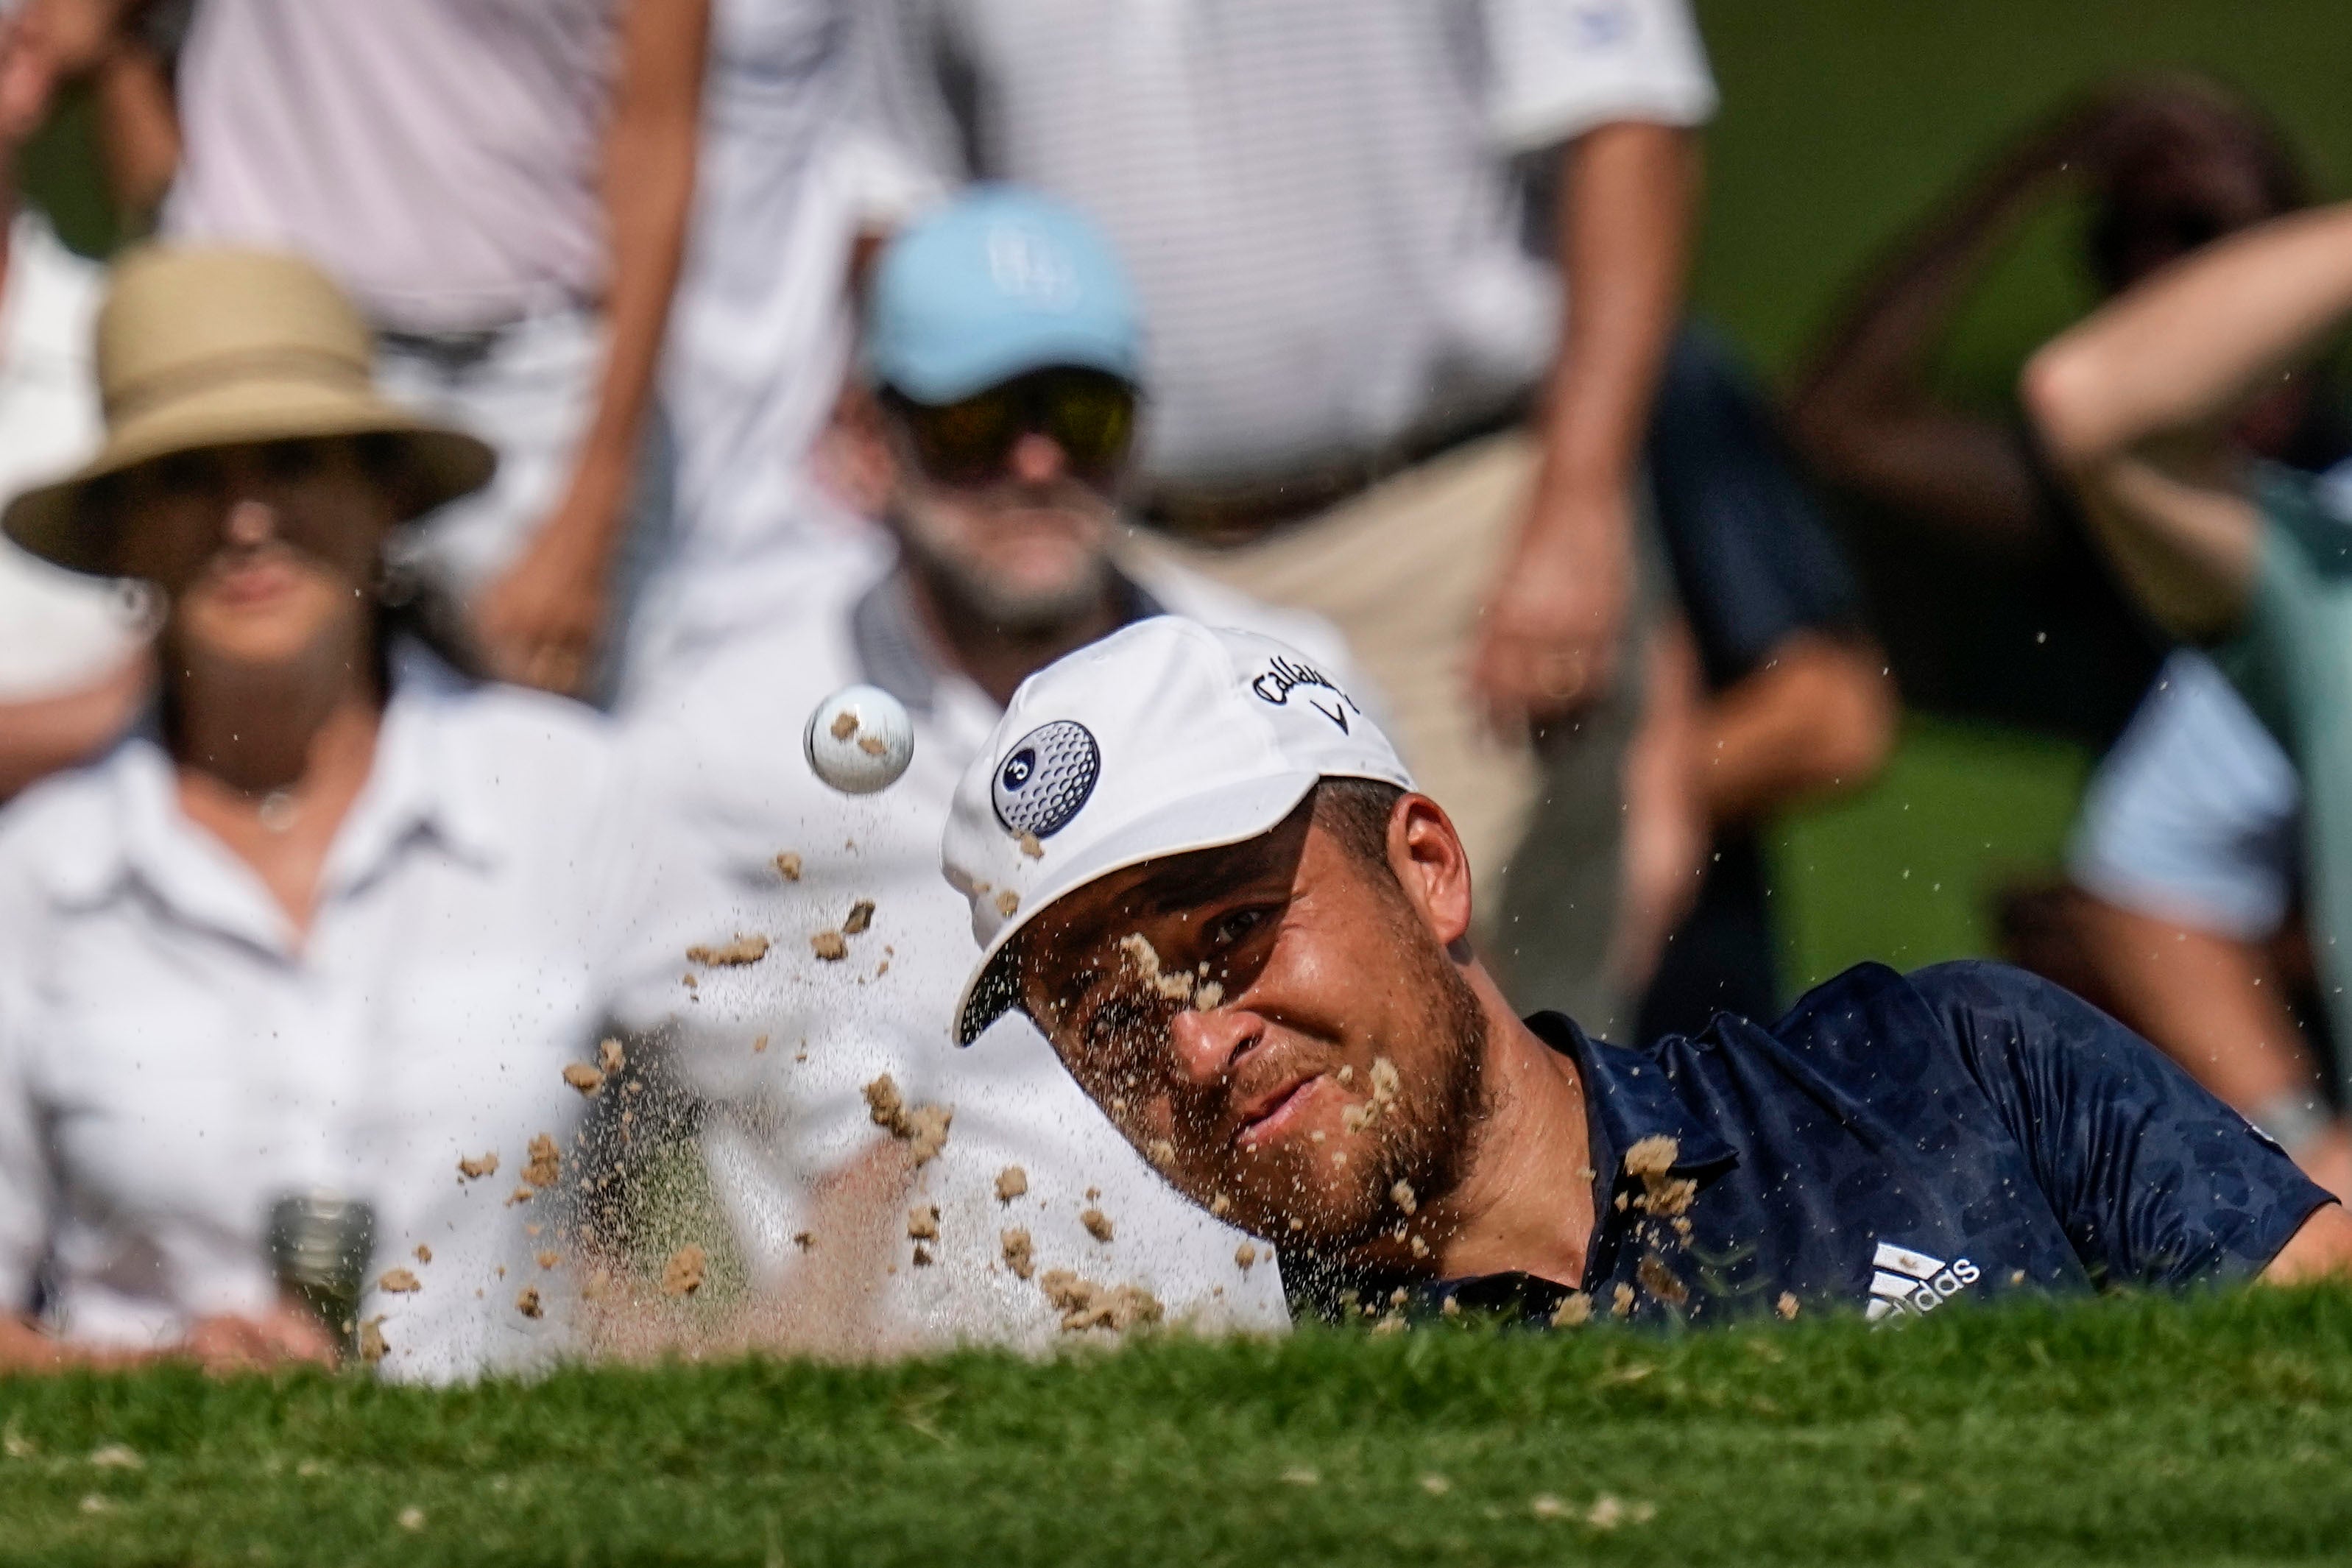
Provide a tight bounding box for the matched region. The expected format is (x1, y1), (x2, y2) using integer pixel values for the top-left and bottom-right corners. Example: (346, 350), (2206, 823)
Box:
(900, 515), (1114, 638)
(1294, 944), (1492, 1256)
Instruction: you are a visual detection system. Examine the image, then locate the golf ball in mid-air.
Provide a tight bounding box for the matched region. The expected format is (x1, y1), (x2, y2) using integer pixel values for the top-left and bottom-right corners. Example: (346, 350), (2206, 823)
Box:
(805, 684), (915, 794)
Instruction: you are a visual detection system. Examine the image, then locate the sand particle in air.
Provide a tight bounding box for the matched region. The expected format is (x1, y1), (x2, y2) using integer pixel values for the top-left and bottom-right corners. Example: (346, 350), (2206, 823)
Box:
(792, 1231), (814, 1251)
(811, 930), (849, 961)
(1001, 1228), (1035, 1280)
(1636, 1253), (1688, 1307)
(599, 1039), (625, 1075)
(413, 1244), (432, 1264)
(523, 1134), (561, 1189)
(537, 1250), (561, 1270)
(515, 1287), (543, 1320)
(1551, 1291), (1593, 1328)
(1209, 1193), (1232, 1217)
(562, 1062), (605, 1096)
(907, 1204), (940, 1242)
(830, 710), (858, 741)
(843, 900), (875, 936)
(359, 1316), (389, 1364)
(995, 1165), (1028, 1202)
(856, 733), (888, 755)
(995, 889), (1020, 917)
(663, 1243), (707, 1297)
(1038, 1269), (1162, 1333)
(378, 1268), (421, 1294)
(774, 851), (803, 882)
(752, 1034), (769, 1053)
(1080, 1207), (1115, 1243)
(1775, 1292), (1800, 1321)
(1391, 1179), (1417, 1215)
(457, 1152), (498, 1181)
(1235, 1243), (1257, 1272)
(1019, 831), (1044, 858)
(688, 934), (771, 967)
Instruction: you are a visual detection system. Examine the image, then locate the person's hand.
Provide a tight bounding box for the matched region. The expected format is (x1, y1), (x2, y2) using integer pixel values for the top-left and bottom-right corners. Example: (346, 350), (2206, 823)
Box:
(179, 1305), (339, 1375)
(1469, 479), (1632, 734)
(0, 0), (113, 143)
(471, 501), (617, 696)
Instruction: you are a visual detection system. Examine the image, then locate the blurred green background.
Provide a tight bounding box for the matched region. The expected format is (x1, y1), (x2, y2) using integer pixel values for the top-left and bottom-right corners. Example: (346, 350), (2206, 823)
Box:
(20, 2), (2352, 997)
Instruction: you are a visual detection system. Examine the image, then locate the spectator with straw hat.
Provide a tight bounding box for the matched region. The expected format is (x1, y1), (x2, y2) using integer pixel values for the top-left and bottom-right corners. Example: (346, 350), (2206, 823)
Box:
(0, 247), (734, 1379)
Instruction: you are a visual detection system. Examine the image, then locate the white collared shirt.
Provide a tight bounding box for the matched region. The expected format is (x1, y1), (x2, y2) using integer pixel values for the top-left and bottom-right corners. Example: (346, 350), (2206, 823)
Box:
(628, 541), (1377, 1345)
(0, 657), (741, 1380)
(0, 211), (144, 702)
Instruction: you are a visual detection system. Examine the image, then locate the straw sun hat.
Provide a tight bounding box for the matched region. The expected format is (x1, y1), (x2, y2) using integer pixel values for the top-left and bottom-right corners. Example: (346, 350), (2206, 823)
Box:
(1, 246), (495, 578)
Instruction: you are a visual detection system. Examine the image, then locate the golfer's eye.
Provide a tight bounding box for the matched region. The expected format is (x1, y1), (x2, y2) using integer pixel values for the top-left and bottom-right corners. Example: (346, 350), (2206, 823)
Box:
(1207, 905), (1270, 951)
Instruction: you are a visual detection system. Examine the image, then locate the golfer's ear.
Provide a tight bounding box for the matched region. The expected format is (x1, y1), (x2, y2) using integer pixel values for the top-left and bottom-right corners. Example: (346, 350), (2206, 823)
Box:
(1389, 793), (1473, 947)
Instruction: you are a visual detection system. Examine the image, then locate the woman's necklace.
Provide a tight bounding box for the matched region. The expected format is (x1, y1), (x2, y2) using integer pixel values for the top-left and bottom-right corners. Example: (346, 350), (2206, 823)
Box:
(255, 789), (300, 834)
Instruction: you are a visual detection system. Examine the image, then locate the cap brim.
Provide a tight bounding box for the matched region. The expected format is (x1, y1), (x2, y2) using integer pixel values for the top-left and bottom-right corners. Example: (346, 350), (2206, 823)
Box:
(952, 769), (1329, 1045)
(2, 380), (497, 578)
(872, 329), (1143, 406)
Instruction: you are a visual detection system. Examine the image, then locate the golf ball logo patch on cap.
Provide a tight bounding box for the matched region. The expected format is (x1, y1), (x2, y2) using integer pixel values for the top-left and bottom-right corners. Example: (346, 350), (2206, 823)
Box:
(993, 721), (1100, 838)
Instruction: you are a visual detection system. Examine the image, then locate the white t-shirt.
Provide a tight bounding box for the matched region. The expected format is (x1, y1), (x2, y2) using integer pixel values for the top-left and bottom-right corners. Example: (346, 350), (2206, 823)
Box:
(629, 542), (1373, 1344)
(162, 0), (621, 331)
(663, 0), (918, 564)
(0, 654), (744, 1380)
(0, 211), (144, 702)
(863, 0), (1716, 490)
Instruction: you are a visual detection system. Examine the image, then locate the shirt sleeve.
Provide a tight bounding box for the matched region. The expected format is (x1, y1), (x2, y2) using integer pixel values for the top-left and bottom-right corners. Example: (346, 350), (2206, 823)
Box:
(1910, 960), (2331, 1288)
(2065, 650), (2300, 941)
(1482, 0), (1719, 152)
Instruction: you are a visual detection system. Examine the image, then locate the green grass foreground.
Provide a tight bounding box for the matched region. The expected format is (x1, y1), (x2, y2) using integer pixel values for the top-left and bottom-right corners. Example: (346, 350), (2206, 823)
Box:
(4, 1290), (2352, 1565)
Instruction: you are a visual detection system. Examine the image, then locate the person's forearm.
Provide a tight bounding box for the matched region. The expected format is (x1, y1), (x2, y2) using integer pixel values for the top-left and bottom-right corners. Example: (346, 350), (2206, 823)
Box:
(91, 35), (177, 224)
(1534, 121), (1699, 518)
(1689, 634), (1896, 826)
(0, 1313), (143, 1371)
(548, 0), (707, 562)
(2027, 204), (2352, 470)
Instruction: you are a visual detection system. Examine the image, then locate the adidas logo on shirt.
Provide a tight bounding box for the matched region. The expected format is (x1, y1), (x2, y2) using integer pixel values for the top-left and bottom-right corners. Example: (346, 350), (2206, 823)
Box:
(1865, 1240), (1980, 1322)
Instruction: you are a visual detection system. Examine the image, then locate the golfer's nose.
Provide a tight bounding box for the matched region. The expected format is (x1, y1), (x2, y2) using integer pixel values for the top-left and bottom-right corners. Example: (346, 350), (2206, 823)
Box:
(1168, 1003), (1252, 1087)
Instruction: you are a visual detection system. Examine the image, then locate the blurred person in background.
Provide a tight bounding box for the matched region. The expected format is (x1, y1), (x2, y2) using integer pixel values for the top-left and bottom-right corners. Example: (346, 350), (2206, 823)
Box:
(2021, 649), (2349, 1198)
(859, 0), (1715, 1029)
(633, 191), (1362, 1345)
(632, 0), (937, 689)
(0, 248), (731, 1379)
(2027, 202), (2352, 1223)
(1793, 77), (2338, 754)
(1554, 325), (1895, 1042)
(0, 0), (147, 799)
(1, 0), (710, 702)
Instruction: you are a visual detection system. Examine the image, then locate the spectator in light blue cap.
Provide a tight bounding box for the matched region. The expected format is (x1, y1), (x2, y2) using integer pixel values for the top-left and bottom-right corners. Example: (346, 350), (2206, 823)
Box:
(844, 185), (1156, 695)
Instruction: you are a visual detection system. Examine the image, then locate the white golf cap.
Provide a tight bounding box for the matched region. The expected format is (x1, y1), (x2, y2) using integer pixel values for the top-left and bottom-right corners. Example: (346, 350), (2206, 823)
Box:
(944, 616), (1413, 1045)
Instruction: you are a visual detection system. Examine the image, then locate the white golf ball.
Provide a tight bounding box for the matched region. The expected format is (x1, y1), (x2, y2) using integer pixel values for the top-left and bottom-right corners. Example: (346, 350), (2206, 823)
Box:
(804, 684), (915, 794)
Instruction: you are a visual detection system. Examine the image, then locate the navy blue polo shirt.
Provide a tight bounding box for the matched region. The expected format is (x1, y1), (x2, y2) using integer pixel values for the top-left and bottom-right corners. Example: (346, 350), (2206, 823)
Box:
(1293, 960), (2331, 1326)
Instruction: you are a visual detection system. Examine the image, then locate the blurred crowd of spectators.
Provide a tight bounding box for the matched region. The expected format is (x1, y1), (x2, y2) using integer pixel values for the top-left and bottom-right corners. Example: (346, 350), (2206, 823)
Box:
(0, 0), (2345, 1374)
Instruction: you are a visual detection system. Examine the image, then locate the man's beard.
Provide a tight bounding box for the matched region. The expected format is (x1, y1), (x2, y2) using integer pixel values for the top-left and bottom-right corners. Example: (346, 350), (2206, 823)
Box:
(897, 509), (1114, 638)
(1270, 923), (1492, 1258)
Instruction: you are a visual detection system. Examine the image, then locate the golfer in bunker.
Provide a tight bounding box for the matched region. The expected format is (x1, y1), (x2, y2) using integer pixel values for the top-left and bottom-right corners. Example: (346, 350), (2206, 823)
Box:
(945, 619), (2352, 1324)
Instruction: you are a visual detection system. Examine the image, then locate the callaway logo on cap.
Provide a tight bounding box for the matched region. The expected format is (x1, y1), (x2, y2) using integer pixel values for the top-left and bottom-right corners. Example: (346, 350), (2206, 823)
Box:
(942, 617), (1413, 1045)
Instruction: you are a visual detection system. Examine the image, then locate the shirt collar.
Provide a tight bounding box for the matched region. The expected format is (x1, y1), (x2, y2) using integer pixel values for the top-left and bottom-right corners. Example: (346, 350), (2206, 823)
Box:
(32, 644), (503, 941)
(1526, 1011), (1740, 1200)
(847, 558), (1169, 716)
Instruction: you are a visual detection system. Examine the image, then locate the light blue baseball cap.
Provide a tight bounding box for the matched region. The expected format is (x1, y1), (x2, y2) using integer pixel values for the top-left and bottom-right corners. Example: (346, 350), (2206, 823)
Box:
(866, 186), (1144, 406)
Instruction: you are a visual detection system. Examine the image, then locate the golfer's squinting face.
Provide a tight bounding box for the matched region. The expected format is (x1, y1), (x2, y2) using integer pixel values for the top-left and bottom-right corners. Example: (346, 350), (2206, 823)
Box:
(1016, 805), (1466, 1246)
